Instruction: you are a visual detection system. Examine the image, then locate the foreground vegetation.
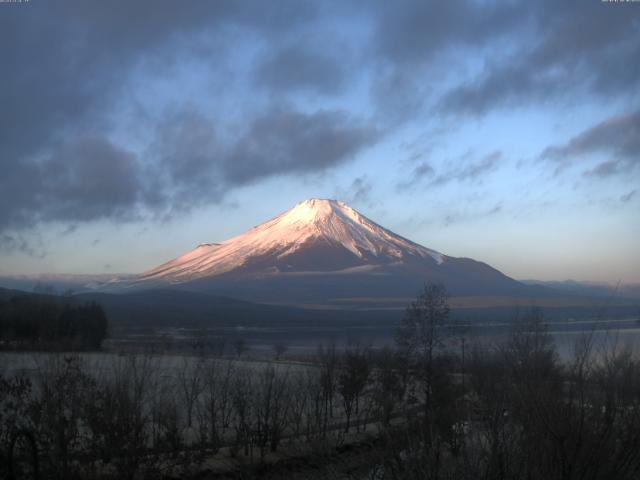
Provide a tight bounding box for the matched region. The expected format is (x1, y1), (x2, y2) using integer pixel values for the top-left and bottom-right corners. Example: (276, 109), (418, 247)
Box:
(1, 284), (639, 479)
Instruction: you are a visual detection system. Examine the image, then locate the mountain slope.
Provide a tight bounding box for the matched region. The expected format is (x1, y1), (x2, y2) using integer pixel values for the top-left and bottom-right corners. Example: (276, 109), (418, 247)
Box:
(128, 198), (547, 305)
(140, 198), (444, 282)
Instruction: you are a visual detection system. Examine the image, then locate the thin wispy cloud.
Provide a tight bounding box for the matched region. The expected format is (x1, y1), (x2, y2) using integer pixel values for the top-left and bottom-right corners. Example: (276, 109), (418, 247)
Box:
(398, 151), (502, 189)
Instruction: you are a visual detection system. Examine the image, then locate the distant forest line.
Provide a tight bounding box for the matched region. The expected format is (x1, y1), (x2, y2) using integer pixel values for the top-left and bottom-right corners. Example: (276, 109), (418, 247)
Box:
(0, 293), (108, 350)
(0, 284), (637, 356)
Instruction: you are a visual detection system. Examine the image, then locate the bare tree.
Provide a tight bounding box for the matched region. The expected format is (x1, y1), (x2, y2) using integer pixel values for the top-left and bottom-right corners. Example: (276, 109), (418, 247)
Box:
(210, 337), (226, 357)
(273, 342), (288, 360)
(234, 337), (248, 357)
(198, 358), (235, 452)
(288, 370), (311, 437)
(190, 328), (211, 355)
(230, 367), (254, 457)
(293, 368), (327, 444)
(466, 343), (517, 478)
(253, 365), (292, 456)
(338, 343), (371, 433)
(31, 355), (94, 479)
(84, 355), (156, 480)
(396, 282), (452, 444)
(371, 347), (406, 430)
(178, 356), (204, 428)
(317, 342), (339, 437)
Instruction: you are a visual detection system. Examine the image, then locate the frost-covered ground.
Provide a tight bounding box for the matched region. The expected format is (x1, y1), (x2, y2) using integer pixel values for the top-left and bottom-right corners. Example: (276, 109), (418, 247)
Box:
(1, 319), (638, 378)
(0, 351), (310, 378)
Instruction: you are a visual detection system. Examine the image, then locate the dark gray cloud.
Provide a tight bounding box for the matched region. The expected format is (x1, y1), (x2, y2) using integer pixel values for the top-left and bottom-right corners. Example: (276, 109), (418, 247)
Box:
(368, 1), (639, 124)
(43, 138), (142, 222)
(0, 136), (142, 231)
(224, 108), (379, 185)
(374, 0), (522, 65)
(144, 106), (378, 218)
(0, 0), (318, 163)
(440, 2), (640, 114)
(148, 108), (224, 216)
(542, 110), (640, 177)
(257, 45), (347, 94)
(0, 1), (340, 241)
(369, 0), (523, 122)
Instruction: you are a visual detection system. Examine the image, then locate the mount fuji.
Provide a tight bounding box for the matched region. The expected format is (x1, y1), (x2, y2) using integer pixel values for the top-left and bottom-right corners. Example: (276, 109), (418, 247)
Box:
(126, 199), (541, 307)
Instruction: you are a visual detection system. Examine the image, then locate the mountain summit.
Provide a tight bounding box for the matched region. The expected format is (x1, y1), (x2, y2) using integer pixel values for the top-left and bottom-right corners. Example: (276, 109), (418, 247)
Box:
(141, 198), (445, 283)
(134, 198), (536, 305)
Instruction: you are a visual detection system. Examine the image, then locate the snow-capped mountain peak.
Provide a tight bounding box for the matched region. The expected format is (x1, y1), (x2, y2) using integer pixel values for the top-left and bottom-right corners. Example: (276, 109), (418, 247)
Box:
(277, 198), (360, 227)
(139, 198), (445, 284)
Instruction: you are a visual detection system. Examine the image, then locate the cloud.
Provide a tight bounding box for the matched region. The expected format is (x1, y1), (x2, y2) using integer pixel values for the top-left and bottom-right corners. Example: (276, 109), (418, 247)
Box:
(146, 106), (378, 218)
(256, 45), (348, 94)
(0, 232), (45, 258)
(583, 160), (620, 178)
(0, 102), (378, 239)
(374, 0), (522, 65)
(364, 0), (640, 135)
(150, 105), (379, 211)
(61, 225), (78, 236)
(147, 108), (224, 216)
(351, 177), (373, 204)
(367, 2), (638, 123)
(542, 110), (640, 176)
(398, 151), (501, 190)
(133, 106), (379, 220)
(224, 108), (379, 185)
(0, 136), (142, 232)
(335, 176), (374, 206)
(443, 202), (503, 226)
(439, 2), (640, 115)
(43, 138), (143, 222)
(0, 0), (318, 157)
(369, 1), (523, 121)
(438, 151), (502, 184)
(620, 190), (636, 203)
(0, 1), (309, 239)
(397, 162), (435, 190)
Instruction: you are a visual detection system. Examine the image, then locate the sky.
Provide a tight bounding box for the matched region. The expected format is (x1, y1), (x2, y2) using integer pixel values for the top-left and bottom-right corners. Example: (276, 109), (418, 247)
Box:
(0, 0), (639, 284)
